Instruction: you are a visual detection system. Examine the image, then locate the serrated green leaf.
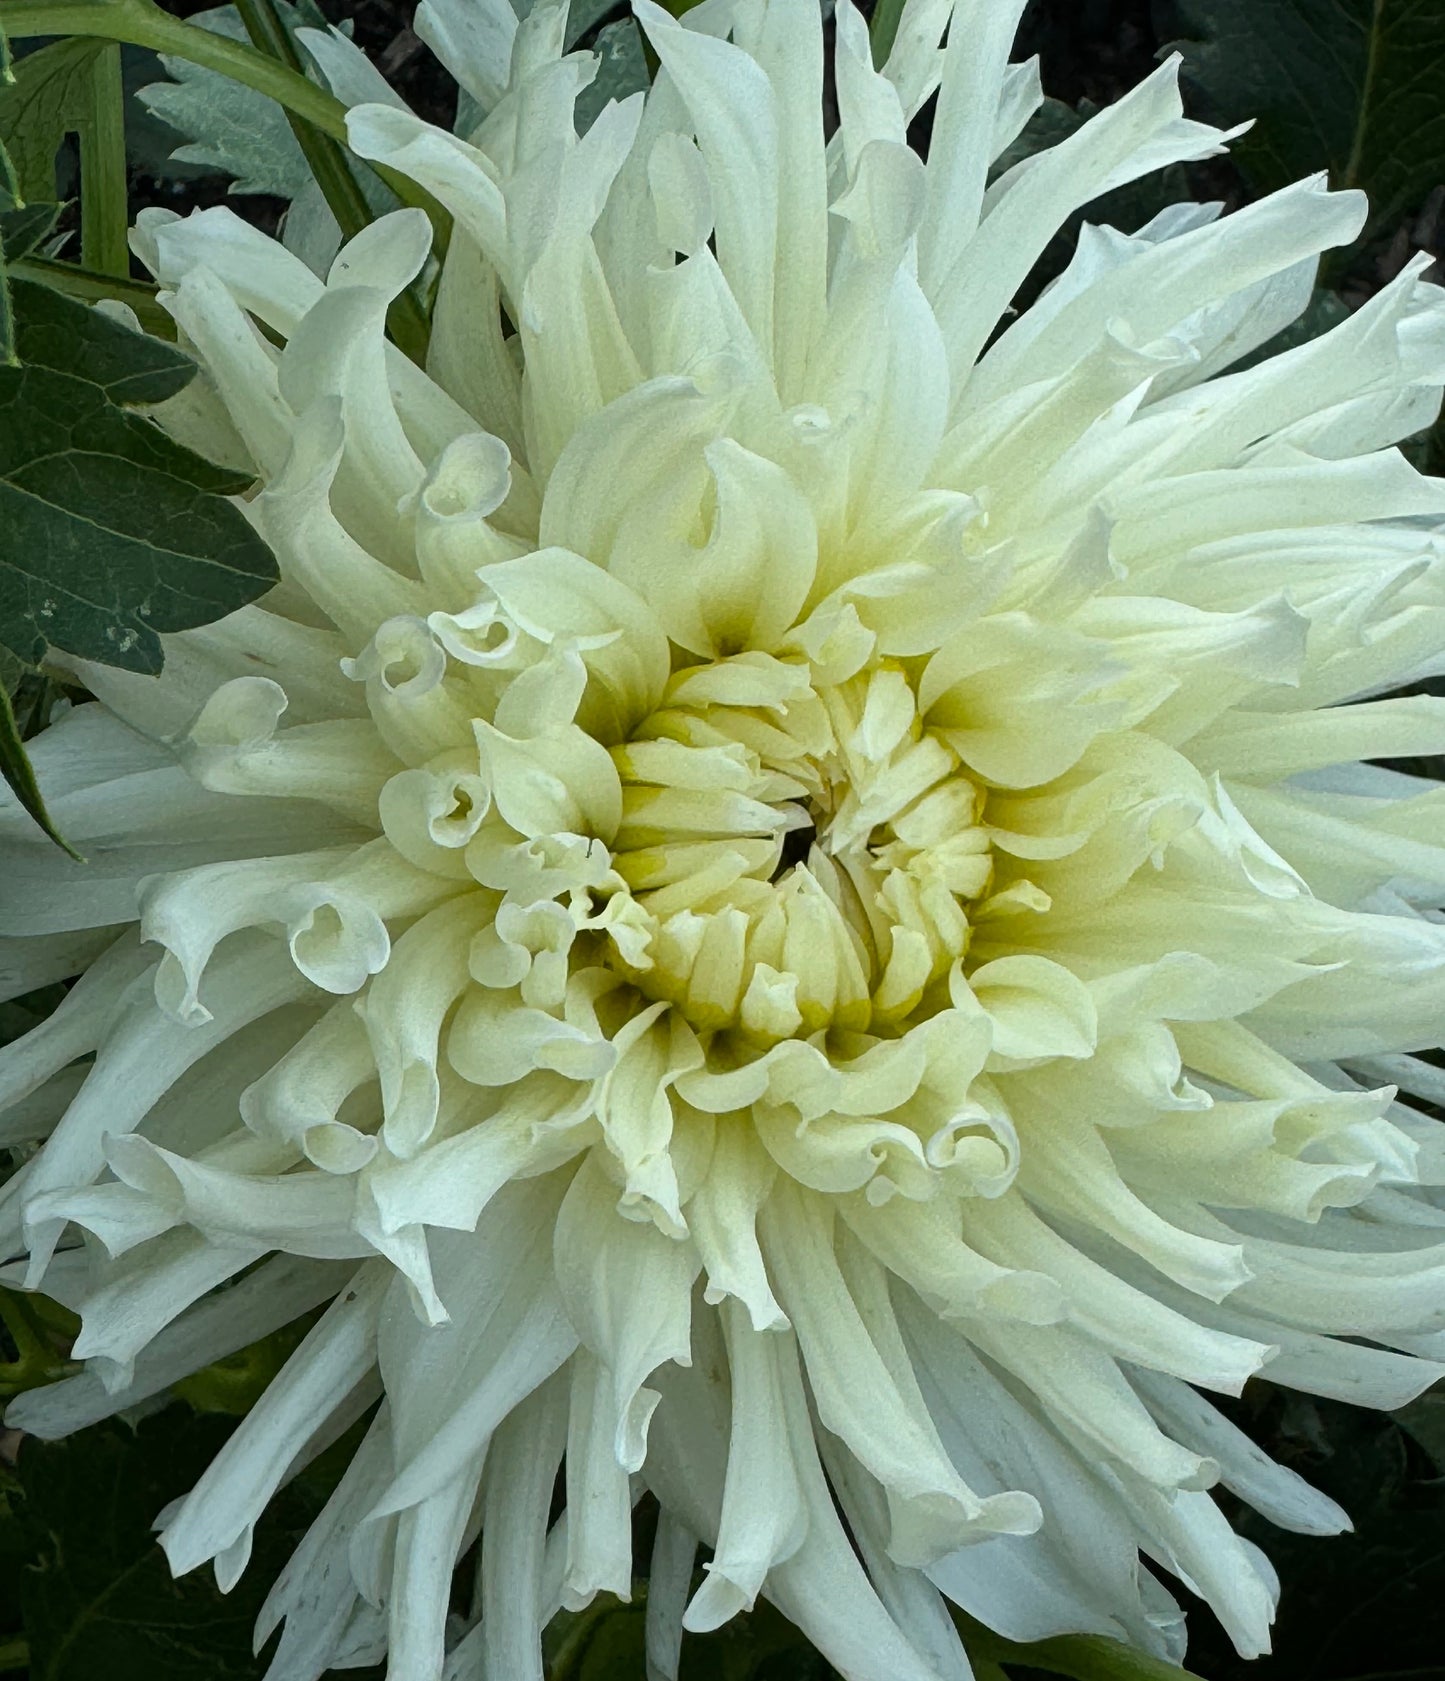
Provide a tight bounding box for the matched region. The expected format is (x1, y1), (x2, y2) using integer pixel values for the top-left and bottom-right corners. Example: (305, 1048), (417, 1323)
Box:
(574, 18), (647, 134)
(0, 361), (275, 673)
(137, 4), (311, 195)
(1168, 0), (1445, 230)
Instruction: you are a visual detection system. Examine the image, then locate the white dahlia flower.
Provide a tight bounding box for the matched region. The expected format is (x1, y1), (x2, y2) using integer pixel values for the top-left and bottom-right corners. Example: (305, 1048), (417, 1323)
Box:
(5, 0), (1445, 1675)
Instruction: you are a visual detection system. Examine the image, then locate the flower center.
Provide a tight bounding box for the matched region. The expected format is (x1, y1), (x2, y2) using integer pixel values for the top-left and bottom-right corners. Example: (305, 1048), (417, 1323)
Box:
(604, 653), (993, 1043)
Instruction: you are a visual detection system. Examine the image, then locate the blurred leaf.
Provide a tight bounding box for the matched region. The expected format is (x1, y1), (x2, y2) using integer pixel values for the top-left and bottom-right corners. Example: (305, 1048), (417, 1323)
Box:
(0, 199), (61, 262)
(0, 1285), (78, 1397)
(1235, 285), (1351, 371)
(549, 1596), (648, 1680)
(1181, 1393), (1445, 1681)
(957, 1612), (1201, 1681)
(136, 4), (311, 195)
(10, 1409), (333, 1681)
(1396, 1385), (1445, 1472)
(565, 0), (625, 43)
(574, 18), (647, 134)
(1167, 0), (1445, 230)
(546, 1589), (840, 1680)
(0, 37), (112, 203)
(0, 223), (13, 372)
(0, 35), (128, 274)
(171, 1313), (318, 1416)
(991, 95), (1087, 179)
(0, 133), (17, 211)
(0, 677), (76, 857)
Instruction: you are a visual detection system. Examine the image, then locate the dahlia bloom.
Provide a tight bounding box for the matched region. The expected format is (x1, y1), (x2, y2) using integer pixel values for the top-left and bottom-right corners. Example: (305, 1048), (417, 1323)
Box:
(5, 0), (1445, 1675)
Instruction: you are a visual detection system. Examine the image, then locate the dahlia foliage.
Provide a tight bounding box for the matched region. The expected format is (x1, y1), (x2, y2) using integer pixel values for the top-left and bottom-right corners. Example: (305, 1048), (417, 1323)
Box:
(5, 0), (1445, 1676)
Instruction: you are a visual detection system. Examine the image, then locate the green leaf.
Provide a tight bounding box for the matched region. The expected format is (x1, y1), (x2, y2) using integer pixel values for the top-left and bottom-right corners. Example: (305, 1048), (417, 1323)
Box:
(0, 675), (78, 857)
(869, 0), (905, 67)
(991, 96), (1087, 180)
(1167, 0), (1445, 230)
(1179, 1393), (1445, 1681)
(1236, 285), (1352, 370)
(574, 18), (648, 134)
(7, 252), (173, 338)
(565, 0), (624, 43)
(956, 1611), (1202, 1681)
(10, 1408), (349, 1681)
(1396, 1385), (1445, 1472)
(0, 219), (14, 371)
(955, 1612), (1198, 1680)
(9, 275), (196, 401)
(0, 131), (18, 210)
(1004, 1636), (1201, 1681)
(0, 198), (61, 261)
(0, 34), (128, 274)
(0, 360), (275, 672)
(0, 36), (108, 202)
(136, 4), (311, 195)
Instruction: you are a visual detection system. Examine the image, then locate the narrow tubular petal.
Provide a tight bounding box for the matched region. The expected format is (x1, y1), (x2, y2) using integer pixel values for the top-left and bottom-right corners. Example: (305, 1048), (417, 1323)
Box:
(683, 1299), (806, 1631)
(761, 1179), (1039, 1567)
(476, 1376), (569, 1681)
(158, 1265), (388, 1576)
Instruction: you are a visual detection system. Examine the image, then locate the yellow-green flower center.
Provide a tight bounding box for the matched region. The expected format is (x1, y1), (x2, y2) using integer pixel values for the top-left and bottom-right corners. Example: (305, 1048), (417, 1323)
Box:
(604, 653), (993, 1042)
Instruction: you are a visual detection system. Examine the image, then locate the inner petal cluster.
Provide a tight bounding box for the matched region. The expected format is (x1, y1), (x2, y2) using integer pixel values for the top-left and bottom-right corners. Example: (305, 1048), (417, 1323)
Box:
(609, 654), (991, 1041)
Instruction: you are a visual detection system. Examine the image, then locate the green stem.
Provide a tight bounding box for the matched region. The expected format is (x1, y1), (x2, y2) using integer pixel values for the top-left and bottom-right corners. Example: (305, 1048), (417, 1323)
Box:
(4, 0), (348, 138)
(0, 1638), (29, 1674)
(232, 0), (430, 363)
(3, 0), (450, 264)
(233, 0), (372, 235)
(78, 41), (128, 275)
